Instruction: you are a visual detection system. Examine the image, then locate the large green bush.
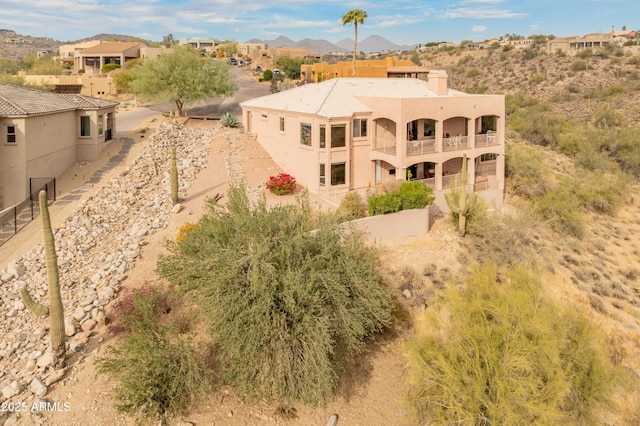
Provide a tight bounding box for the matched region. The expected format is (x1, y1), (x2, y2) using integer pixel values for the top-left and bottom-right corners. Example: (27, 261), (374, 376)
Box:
(158, 185), (393, 405)
(95, 286), (210, 422)
(367, 181), (434, 216)
(406, 264), (621, 425)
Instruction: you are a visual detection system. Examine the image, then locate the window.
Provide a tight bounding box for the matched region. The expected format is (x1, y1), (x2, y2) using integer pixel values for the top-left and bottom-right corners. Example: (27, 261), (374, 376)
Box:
(279, 117), (285, 132)
(80, 116), (91, 137)
(98, 115), (104, 135)
(300, 123), (311, 146)
(319, 125), (326, 148)
(6, 126), (16, 143)
(319, 163), (326, 186)
(423, 119), (435, 137)
(331, 124), (346, 148)
(353, 118), (367, 138)
(331, 163), (346, 185)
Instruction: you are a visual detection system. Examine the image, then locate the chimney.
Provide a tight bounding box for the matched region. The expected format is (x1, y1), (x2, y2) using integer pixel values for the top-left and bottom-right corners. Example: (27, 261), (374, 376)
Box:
(427, 70), (448, 95)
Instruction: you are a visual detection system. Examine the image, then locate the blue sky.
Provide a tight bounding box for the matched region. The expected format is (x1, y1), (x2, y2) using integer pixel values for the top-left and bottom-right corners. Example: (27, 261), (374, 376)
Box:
(0, 0), (638, 45)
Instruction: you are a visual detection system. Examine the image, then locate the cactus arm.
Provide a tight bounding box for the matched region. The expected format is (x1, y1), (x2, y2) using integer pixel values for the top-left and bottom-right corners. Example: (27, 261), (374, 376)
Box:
(170, 147), (179, 205)
(20, 287), (49, 316)
(40, 190), (66, 367)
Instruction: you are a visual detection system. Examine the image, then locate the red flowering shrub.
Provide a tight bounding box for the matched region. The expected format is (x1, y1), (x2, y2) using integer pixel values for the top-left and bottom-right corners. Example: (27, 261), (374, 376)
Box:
(266, 173), (296, 195)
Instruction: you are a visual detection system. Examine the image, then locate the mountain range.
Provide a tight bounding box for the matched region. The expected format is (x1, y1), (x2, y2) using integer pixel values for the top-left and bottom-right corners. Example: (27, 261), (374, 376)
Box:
(245, 35), (417, 54)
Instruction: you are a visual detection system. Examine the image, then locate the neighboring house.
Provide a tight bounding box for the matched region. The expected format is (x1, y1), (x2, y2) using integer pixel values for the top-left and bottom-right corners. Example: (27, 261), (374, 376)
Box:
(179, 37), (220, 54)
(0, 84), (118, 209)
(56, 40), (103, 66)
(240, 71), (505, 210)
(546, 32), (616, 55)
(74, 41), (145, 74)
(300, 57), (427, 83)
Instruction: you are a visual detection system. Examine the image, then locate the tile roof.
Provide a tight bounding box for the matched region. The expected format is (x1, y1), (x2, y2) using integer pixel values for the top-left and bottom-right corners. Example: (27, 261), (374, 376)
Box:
(0, 83), (118, 117)
(240, 78), (457, 119)
(77, 42), (143, 55)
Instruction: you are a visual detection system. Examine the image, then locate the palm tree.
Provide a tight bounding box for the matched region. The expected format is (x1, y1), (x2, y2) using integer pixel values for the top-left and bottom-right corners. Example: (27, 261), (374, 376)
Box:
(342, 9), (368, 77)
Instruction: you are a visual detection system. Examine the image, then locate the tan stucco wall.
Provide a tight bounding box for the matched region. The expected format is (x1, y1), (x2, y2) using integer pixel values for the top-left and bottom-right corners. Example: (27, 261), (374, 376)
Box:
(23, 75), (116, 97)
(350, 207), (430, 241)
(0, 107), (115, 208)
(301, 57), (415, 82)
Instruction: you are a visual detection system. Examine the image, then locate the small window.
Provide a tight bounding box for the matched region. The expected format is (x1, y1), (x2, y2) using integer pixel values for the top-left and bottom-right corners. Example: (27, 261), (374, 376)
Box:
(279, 117), (285, 132)
(80, 116), (91, 137)
(353, 118), (367, 138)
(331, 124), (346, 148)
(319, 163), (326, 186)
(331, 162), (346, 185)
(300, 123), (311, 146)
(98, 115), (104, 135)
(319, 125), (326, 148)
(7, 125), (16, 143)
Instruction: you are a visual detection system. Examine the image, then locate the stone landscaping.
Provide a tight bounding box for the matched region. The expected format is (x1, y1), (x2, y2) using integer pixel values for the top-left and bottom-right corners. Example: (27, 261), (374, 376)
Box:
(0, 122), (219, 411)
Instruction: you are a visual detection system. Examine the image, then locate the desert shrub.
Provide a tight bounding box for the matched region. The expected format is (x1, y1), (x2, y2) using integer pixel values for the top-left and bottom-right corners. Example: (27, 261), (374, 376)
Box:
(505, 92), (539, 115)
(594, 106), (624, 128)
(368, 191), (402, 215)
(95, 286), (210, 422)
(335, 191), (364, 221)
(398, 181), (435, 210)
(505, 143), (552, 198)
(614, 127), (640, 177)
(522, 48), (537, 60)
(102, 63), (121, 73)
(508, 104), (564, 147)
(157, 185), (393, 405)
(571, 60), (588, 71)
(265, 172), (296, 194)
(406, 263), (621, 425)
(534, 181), (587, 238)
(586, 83), (628, 99)
(220, 111), (239, 127)
(466, 84), (488, 94)
(628, 56), (640, 66)
(530, 73), (545, 83)
(262, 69), (273, 80)
(368, 181), (434, 216)
(466, 68), (480, 77)
(576, 47), (594, 59)
(176, 222), (199, 242)
(466, 207), (548, 266)
(573, 169), (628, 215)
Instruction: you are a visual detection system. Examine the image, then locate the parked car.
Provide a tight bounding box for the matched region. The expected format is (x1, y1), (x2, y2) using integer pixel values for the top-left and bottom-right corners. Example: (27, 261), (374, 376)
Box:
(237, 59), (245, 67)
(228, 57), (237, 65)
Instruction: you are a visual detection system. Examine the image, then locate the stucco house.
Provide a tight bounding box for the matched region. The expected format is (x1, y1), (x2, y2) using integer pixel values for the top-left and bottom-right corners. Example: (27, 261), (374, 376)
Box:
(240, 71), (505, 210)
(73, 41), (148, 74)
(0, 84), (118, 209)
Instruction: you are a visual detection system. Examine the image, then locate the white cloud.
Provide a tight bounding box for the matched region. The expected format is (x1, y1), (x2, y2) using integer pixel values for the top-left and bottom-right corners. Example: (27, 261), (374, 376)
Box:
(472, 25), (488, 32)
(443, 7), (527, 19)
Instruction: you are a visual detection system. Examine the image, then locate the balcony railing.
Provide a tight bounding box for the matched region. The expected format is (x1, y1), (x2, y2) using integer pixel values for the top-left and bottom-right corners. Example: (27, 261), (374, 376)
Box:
(443, 135), (469, 152)
(474, 132), (497, 148)
(406, 138), (436, 156)
(373, 137), (396, 154)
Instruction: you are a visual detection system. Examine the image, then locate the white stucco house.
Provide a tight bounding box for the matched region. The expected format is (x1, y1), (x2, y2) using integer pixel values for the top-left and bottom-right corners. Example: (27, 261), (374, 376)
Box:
(0, 83), (118, 209)
(240, 71), (505, 210)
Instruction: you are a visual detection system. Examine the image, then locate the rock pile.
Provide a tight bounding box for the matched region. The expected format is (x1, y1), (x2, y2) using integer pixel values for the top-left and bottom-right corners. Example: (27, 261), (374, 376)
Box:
(0, 122), (221, 407)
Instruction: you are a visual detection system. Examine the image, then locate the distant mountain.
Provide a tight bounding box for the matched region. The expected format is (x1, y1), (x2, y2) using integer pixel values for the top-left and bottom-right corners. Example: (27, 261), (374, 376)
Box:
(338, 35), (417, 53)
(245, 34), (414, 54)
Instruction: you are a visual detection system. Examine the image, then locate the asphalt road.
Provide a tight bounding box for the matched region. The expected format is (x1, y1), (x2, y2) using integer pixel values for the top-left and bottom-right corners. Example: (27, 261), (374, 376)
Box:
(115, 66), (271, 137)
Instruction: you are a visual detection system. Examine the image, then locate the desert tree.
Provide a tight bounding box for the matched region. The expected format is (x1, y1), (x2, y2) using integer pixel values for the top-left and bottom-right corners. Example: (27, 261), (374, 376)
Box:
(158, 185), (393, 405)
(130, 46), (236, 116)
(342, 9), (368, 77)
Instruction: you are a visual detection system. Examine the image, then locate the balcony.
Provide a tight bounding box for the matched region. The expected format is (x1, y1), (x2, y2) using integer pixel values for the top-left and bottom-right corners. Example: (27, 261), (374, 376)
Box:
(474, 131), (497, 148)
(406, 138), (436, 156)
(443, 135), (469, 152)
(373, 137), (396, 154)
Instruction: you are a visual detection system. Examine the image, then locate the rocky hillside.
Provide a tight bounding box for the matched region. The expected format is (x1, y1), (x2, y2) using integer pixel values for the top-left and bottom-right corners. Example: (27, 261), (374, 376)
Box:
(417, 45), (640, 125)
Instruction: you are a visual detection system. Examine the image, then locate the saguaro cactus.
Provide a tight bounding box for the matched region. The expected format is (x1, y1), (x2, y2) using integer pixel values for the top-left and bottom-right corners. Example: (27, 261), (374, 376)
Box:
(445, 154), (477, 237)
(20, 190), (66, 367)
(170, 147), (179, 205)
